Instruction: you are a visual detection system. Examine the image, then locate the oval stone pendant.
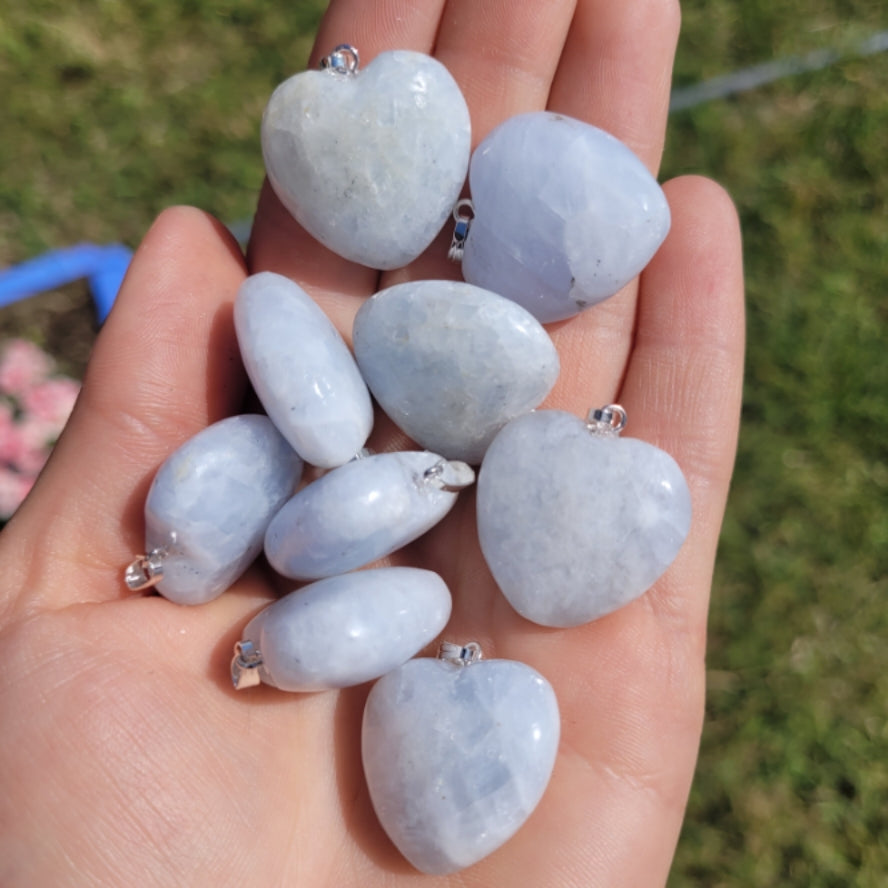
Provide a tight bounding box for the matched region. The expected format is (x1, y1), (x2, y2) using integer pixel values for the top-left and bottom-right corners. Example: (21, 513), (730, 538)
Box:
(462, 111), (671, 324)
(234, 272), (373, 468)
(265, 451), (474, 580)
(231, 568), (451, 692)
(353, 280), (559, 464)
(476, 408), (692, 627)
(362, 645), (560, 874)
(130, 415), (303, 605)
(262, 46), (471, 269)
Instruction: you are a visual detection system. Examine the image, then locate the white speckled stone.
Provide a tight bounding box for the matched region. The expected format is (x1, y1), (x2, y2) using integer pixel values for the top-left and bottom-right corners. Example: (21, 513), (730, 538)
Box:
(463, 111), (671, 323)
(145, 415), (302, 605)
(477, 410), (691, 627)
(262, 50), (471, 269)
(353, 281), (559, 464)
(363, 655), (559, 874)
(235, 272), (373, 468)
(265, 451), (471, 580)
(241, 568), (451, 692)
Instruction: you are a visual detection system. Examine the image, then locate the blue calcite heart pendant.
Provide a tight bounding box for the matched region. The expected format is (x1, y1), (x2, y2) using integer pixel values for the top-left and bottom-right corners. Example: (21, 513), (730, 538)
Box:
(262, 45), (471, 269)
(231, 568), (451, 692)
(476, 406), (692, 627)
(362, 643), (560, 874)
(353, 280), (559, 464)
(461, 111), (671, 324)
(126, 415), (303, 605)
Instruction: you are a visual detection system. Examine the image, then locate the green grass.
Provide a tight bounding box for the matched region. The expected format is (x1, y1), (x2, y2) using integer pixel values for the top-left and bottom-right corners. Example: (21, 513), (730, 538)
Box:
(1, 1), (887, 884)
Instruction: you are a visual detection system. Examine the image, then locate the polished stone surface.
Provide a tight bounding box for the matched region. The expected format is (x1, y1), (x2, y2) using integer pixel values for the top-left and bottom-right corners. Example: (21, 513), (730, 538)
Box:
(265, 451), (471, 579)
(262, 50), (471, 269)
(241, 568), (451, 691)
(477, 410), (692, 627)
(235, 272), (372, 468)
(362, 656), (560, 874)
(463, 111), (671, 323)
(145, 415), (302, 605)
(353, 280), (559, 464)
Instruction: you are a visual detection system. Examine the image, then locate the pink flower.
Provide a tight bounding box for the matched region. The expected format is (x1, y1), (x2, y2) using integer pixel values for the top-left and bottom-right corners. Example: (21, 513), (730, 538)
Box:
(0, 339), (53, 398)
(22, 378), (80, 427)
(0, 466), (33, 519)
(10, 414), (56, 476)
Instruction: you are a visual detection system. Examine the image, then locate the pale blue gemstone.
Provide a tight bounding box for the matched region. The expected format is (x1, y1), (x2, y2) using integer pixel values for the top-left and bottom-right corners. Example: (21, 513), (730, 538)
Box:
(241, 568), (452, 692)
(362, 656), (560, 874)
(234, 272), (373, 468)
(463, 111), (671, 323)
(477, 410), (692, 627)
(262, 50), (471, 269)
(145, 415), (303, 605)
(265, 451), (470, 580)
(353, 280), (559, 464)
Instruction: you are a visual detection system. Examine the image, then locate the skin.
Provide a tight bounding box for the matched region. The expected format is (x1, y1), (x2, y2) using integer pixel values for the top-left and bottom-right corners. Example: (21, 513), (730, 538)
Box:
(0, 0), (744, 885)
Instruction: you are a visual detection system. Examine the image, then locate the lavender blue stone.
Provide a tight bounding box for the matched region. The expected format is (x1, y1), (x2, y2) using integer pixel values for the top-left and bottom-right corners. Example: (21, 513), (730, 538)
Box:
(145, 415), (302, 606)
(262, 50), (471, 269)
(362, 656), (560, 874)
(234, 272), (373, 468)
(463, 111), (671, 324)
(353, 280), (559, 464)
(265, 451), (469, 580)
(241, 568), (451, 692)
(477, 410), (692, 627)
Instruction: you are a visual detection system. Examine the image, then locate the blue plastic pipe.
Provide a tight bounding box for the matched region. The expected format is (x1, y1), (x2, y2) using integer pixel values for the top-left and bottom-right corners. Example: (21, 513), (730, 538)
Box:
(0, 243), (132, 323)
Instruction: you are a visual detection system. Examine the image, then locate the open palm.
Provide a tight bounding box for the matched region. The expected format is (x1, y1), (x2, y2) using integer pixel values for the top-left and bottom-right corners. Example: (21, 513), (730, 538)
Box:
(0, 1), (744, 885)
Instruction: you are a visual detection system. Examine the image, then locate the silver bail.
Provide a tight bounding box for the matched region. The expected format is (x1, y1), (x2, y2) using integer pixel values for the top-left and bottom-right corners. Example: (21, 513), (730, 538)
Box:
(586, 404), (627, 436)
(423, 458), (476, 492)
(448, 199), (475, 262)
(438, 640), (484, 666)
(124, 548), (166, 592)
(231, 640), (264, 690)
(320, 44), (360, 75)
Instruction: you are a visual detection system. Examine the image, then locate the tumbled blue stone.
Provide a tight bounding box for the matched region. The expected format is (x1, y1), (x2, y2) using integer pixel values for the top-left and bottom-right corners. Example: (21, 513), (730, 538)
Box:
(353, 280), (559, 464)
(265, 451), (471, 580)
(241, 568), (451, 692)
(262, 50), (471, 269)
(463, 111), (671, 323)
(477, 410), (692, 627)
(234, 272), (373, 468)
(362, 656), (560, 874)
(145, 415), (302, 605)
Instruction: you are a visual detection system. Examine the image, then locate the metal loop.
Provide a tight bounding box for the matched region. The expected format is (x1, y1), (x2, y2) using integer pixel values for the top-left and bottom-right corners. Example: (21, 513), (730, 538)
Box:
(320, 44), (360, 75)
(447, 199), (475, 262)
(423, 459), (475, 492)
(231, 640), (264, 690)
(438, 640), (484, 666)
(586, 404), (628, 436)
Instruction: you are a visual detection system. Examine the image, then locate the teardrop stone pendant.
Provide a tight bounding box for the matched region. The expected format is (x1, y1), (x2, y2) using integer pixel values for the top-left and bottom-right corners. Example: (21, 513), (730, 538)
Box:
(476, 407), (692, 627)
(362, 643), (560, 874)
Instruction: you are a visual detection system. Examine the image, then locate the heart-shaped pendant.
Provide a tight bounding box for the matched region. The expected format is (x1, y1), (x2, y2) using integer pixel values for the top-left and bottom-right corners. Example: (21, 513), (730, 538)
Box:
(362, 643), (559, 874)
(476, 407), (692, 627)
(262, 45), (471, 269)
(353, 280), (559, 464)
(461, 111), (671, 323)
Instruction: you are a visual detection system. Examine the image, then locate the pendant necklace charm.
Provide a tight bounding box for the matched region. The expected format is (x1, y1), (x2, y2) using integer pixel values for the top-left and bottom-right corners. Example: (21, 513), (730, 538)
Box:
(476, 405), (692, 627)
(126, 414), (302, 605)
(231, 567), (451, 692)
(264, 450), (474, 580)
(362, 641), (560, 874)
(457, 111), (671, 323)
(262, 45), (471, 269)
(353, 280), (559, 464)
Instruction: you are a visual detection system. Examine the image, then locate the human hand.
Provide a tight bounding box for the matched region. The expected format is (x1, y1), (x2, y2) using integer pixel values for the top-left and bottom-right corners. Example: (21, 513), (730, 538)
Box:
(0, 1), (744, 885)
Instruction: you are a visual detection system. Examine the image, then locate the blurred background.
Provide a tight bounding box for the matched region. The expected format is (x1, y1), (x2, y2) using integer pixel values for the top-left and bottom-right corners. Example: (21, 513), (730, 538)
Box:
(1, 1), (886, 883)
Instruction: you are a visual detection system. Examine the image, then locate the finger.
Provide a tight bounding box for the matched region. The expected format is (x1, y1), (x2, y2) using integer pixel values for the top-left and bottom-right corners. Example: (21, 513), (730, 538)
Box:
(542, 0), (682, 418)
(0, 207), (249, 614)
(247, 0), (448, 330)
